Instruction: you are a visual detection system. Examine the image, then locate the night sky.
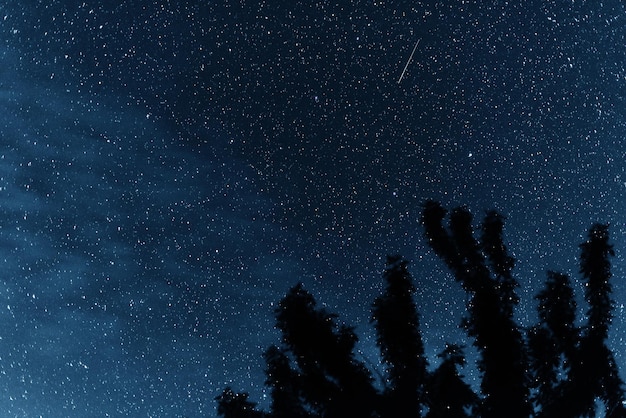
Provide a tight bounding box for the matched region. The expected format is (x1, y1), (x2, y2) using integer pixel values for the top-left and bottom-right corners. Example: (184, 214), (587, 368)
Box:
(1, 0), (626, 416)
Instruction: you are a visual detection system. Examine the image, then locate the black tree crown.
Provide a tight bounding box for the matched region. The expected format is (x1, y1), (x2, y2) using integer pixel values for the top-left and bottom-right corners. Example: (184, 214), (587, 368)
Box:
(216, 201), (626, 418)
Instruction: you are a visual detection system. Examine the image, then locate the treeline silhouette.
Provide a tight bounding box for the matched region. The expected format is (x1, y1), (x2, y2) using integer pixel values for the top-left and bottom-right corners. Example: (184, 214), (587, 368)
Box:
(216, 201), (626, 418)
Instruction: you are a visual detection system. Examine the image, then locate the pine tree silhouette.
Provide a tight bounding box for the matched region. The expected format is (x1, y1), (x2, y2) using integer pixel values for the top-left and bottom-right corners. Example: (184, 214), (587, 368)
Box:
(581, 224), (614, 341)
(371, 255), (428, 417)
(215, 387), (266, 418)
(426, 344), (478, 418)
(216, 202), (626, 418)
(528, 271), (578, 417)
(481, 210), (518, 319)
(421, 201), (530, 418)
(263, 345), (312, 418)
(274, 283), (377, 418)
(557, 224), (626, 418)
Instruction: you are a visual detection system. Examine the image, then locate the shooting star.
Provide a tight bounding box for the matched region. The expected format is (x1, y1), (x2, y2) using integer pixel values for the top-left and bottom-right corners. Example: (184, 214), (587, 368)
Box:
(397, 39), (420, 84)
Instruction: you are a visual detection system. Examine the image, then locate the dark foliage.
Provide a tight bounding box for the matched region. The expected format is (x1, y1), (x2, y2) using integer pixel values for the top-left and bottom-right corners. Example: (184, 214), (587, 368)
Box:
(481, 210), (518, 319)
(372, 255), (428, 417)
(426, 344), (478, 418)
(580, 224), (615, 340)
(274, 284), (378, 418)
(536, 271), (578, 357)
(263, 345), (312, 418)
(215, 387), (266, 418)
(528, 271), (578, 416)
(421, 200), (530, 418)
(217, 202), (626, 418)
(554, 224), (626, 418)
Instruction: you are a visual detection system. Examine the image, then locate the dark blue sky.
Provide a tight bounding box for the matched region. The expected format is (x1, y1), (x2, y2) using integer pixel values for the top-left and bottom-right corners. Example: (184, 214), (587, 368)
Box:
(1, 1), (626, 416)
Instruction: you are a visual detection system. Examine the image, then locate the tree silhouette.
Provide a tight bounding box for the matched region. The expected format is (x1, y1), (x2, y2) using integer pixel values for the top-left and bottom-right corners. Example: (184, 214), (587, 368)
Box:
(421, 201), (530, 418)
(527, 271), (578, 417)
(371, 255), (428, 417)
(426, 343), (478, 418)
(215, 387), (266, 418)
(579, 225), (626, 418)
(216, 201), (626, 418)
(555, 224), (626, 418)
(263, 345), (312, 418)
(273, 283), (377, 418)
(581, 224), (614, 339)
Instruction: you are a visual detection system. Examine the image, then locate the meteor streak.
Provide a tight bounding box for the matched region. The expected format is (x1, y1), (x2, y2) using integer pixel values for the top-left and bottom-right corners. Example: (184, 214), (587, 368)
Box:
(397, 39), (420, 84)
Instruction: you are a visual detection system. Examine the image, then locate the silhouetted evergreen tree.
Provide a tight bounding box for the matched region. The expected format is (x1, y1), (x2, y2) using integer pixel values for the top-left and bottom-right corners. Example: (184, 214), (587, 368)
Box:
(371, 255), (428, 417)
(274, 283), (378, 418)
(426, 344), (477, 418)
(557, 224), (626, 418)
(216, 202), (626, 418)
(421, 201), (530, 418)
(264, 345), (313, 418)
(481, 210), (518, 319)
(528, 271), (578, 417)
(528, 325), (558, 415)
(216, 387), (266, 418)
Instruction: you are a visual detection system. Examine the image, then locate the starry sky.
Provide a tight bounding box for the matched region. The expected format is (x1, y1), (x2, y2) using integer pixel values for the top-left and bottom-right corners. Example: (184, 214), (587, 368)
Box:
(1, 0), (626, 416)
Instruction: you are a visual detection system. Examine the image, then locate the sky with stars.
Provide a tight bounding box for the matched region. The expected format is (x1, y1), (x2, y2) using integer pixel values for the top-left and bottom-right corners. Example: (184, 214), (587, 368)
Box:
(1, 0), (626, 416)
